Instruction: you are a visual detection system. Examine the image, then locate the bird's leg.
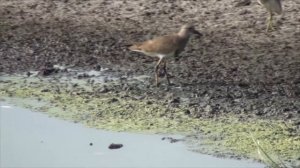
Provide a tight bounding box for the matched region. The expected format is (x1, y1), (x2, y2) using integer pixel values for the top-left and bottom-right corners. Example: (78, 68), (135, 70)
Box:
(155, 57), (163, 87)
(266, 12), (274, 32)
(162, 60), (171, 85)
(174, 50), (180, 62)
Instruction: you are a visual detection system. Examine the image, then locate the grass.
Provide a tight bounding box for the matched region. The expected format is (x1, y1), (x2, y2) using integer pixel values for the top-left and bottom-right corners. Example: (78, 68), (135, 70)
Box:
(251, 133), (288, 168)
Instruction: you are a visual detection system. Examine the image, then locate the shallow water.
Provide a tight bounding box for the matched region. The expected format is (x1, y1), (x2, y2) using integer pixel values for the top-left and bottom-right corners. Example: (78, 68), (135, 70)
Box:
(0, 101), (265, 168)
(0, 66), (150, 84)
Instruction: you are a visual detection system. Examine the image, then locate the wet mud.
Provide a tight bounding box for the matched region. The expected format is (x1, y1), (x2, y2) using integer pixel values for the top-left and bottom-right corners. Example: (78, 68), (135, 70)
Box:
(0, 0), (300, 166)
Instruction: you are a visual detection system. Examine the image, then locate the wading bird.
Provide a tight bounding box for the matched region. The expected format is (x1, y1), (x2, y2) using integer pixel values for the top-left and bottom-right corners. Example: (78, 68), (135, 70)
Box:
(129, 24), (202, 86)
(257, 0), (282, 31)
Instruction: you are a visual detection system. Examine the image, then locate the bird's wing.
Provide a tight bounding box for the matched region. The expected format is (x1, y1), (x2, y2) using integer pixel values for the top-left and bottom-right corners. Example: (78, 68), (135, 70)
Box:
(141, 35), (180, 55)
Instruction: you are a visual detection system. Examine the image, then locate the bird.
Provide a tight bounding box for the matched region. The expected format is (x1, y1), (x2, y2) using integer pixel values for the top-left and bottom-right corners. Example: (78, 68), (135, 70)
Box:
(129, 24), (202, 86)
(257, 0), (282, 31)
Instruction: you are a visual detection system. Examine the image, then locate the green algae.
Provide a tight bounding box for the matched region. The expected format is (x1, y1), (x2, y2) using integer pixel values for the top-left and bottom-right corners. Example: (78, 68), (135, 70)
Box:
(1, 77), (299, 166)
(187, 118), (300, 163)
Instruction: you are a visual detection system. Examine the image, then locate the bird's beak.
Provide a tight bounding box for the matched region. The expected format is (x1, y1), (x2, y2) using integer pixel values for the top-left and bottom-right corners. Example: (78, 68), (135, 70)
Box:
(193, 29), (203, 37)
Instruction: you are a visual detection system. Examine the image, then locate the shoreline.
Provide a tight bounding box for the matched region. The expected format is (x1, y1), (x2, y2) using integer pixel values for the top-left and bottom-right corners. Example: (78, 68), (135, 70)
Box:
(1, 72), (299, 167)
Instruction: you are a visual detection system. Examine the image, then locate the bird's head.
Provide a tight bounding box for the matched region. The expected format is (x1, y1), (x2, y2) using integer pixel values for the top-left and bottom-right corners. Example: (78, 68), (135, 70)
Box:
(180, 24), (202, 37)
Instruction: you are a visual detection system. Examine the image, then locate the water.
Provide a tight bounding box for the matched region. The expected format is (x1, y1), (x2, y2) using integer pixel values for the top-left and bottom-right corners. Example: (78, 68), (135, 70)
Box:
(0, 102), (265, 168)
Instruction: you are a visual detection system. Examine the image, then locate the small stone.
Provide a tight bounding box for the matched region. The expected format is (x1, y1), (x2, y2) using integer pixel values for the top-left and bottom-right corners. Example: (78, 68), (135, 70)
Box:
(133, 95), (145, 100)
(161, 137), (182, 143)
(108, 143), (123, 149)
(169, 97), (180, 104)
(146, 101), (153, 105)
(109, 98), (119, 103)
(255, 110), (263, 116)
(98, 87), (109, 93)
(234, 0), (251, 7)
(184, 109), (191, 115)
(238, 82), (249, 88)
(94, 65), (101, 71)
(26, 71), (32, 77)
(125, 7), (134, 11)
(77, 73), (90, 79)
(204, 105), (212, 113)
(41, 89), (50, 92)
(234, 99), (241, 103)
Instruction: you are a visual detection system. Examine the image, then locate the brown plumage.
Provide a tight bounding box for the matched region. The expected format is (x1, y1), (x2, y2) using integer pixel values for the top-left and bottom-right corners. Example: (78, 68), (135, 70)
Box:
(129, 24), (202, 86)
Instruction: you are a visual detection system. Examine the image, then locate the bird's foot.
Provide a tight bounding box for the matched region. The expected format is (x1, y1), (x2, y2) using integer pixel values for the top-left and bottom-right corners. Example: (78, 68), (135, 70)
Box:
(155, 80), (160, 87)
(266, 19), (276, 32)
(266, 25), (275, 32)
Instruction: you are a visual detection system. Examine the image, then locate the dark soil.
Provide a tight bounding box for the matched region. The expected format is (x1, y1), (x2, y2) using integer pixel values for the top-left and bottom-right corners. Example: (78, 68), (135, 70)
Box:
(0, 0), (300, 123)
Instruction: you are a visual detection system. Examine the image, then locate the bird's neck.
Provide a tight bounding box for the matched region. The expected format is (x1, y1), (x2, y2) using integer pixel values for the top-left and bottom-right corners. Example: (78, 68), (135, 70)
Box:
(177, 29), (190, 39)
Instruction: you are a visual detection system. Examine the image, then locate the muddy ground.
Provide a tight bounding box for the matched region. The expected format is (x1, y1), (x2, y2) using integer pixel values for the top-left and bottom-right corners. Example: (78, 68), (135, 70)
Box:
(1, 0), (299, 122)
(0, 0), (300, 165)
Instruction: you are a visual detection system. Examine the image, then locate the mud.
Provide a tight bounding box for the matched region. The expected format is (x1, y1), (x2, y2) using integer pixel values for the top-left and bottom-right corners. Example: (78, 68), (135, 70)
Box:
(1, 0), (300, 121)
(0, 0), (300, 166)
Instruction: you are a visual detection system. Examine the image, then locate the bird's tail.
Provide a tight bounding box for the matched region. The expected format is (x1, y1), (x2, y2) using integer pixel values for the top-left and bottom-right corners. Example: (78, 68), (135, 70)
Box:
(129, 43), (143, 52)
(268, 0), (282, 14)
(274, 0), (282, 14)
